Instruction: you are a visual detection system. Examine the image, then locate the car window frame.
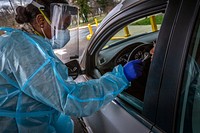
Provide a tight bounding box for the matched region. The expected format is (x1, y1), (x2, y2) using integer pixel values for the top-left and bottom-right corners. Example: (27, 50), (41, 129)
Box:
(84, 0), (168, 126)
(148, 0), (200, 132)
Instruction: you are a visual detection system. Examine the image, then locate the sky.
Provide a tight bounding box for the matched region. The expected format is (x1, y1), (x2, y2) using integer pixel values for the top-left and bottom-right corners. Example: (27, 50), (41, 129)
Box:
(0, 1), (10, 6)
(0, 0), (32, 8)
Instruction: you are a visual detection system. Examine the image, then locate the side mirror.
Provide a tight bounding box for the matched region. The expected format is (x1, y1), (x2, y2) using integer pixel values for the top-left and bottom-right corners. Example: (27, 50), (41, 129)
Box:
(65, 60), (81, 79)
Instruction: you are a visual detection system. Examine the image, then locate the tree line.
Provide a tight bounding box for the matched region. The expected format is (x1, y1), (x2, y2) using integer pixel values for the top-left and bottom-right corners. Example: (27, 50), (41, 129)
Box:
(0, 0), (121, 27)
(70, 0), (121, 23)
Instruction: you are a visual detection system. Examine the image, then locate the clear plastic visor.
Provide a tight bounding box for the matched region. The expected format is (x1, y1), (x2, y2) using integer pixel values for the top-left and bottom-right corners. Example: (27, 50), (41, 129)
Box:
(51, 4), (80, 63)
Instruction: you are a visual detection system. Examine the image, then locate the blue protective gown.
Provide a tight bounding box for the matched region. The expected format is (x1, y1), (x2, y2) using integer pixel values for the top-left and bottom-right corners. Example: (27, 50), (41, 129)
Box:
(0, 27), (129, 133)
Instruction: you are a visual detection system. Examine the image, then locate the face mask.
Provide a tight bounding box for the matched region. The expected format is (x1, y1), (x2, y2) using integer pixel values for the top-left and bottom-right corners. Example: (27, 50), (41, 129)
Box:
(51, 29), (70, 49)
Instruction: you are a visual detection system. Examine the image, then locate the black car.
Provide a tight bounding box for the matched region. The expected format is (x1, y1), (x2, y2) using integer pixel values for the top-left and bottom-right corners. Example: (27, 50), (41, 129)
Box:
(69, 0), (200, 132)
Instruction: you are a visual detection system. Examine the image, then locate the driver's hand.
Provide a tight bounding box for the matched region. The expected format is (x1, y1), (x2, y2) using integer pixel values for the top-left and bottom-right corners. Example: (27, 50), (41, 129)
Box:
(123, 60), (143, 82)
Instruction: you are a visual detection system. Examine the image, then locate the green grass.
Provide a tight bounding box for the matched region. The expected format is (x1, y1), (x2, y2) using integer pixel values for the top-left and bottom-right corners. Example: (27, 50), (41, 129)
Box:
(79, 14), (164, 27)
(131, 15), (164, 25)
(79, 14), (106, 27)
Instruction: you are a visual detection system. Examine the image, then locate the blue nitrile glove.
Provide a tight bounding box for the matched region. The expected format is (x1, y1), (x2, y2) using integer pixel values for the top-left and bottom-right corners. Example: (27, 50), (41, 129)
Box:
(123, 60), (143, 82)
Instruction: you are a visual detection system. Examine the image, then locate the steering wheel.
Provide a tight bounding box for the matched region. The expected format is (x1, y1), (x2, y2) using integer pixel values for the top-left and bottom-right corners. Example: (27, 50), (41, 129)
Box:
(127, 43), (153, 62)
(124, 43), (153, 101)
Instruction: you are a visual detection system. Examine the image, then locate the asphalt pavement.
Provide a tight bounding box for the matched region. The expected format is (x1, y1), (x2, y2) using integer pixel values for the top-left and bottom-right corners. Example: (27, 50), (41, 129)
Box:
(54, 25), (97, 63)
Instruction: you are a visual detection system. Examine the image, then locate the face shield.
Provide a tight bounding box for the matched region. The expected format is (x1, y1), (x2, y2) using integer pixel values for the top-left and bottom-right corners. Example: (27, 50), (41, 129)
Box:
(50, 3), (79, 63)
(2, 1), (80, 63)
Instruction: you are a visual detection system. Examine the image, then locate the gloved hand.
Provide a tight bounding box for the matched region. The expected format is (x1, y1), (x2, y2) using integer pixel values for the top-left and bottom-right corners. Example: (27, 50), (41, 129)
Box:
(123, 60), (143, 82)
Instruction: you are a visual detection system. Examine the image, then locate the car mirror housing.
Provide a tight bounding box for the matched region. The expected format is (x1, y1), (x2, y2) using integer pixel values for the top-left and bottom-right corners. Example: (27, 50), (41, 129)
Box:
(65, 60), (81, 79)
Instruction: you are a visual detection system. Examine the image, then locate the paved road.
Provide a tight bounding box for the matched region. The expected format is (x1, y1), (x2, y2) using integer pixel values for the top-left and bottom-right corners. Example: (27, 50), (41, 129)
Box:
(79, 26), (97, 55)
(54, 25), (97, 63)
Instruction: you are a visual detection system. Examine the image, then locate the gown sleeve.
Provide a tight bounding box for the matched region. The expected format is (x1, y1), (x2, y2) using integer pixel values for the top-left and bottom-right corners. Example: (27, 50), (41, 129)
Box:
(2, 29), (130, 117)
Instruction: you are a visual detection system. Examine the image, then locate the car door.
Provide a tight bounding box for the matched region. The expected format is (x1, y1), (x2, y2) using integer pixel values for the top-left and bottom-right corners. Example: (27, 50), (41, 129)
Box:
(76, 0), (168, 133)
(147, 0), (200, 132)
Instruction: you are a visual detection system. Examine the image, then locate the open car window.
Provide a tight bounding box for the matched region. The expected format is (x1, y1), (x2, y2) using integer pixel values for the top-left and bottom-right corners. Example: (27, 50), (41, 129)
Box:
(96, 12), (165, 114)
(102, 13), (164, 50)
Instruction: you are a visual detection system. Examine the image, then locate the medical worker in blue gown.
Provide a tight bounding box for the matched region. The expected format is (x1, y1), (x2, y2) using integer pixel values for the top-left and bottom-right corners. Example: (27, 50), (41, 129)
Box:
(0, 0), (143, 133)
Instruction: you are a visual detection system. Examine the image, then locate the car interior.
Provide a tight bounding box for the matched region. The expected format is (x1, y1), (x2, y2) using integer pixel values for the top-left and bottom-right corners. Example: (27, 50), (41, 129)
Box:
(80, 1), (200, 132)
(94, 13), (164, 112)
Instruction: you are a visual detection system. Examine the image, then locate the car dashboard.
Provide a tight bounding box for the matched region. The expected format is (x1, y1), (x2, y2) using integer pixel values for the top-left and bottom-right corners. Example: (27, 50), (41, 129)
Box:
(97, 31), (159, 75)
